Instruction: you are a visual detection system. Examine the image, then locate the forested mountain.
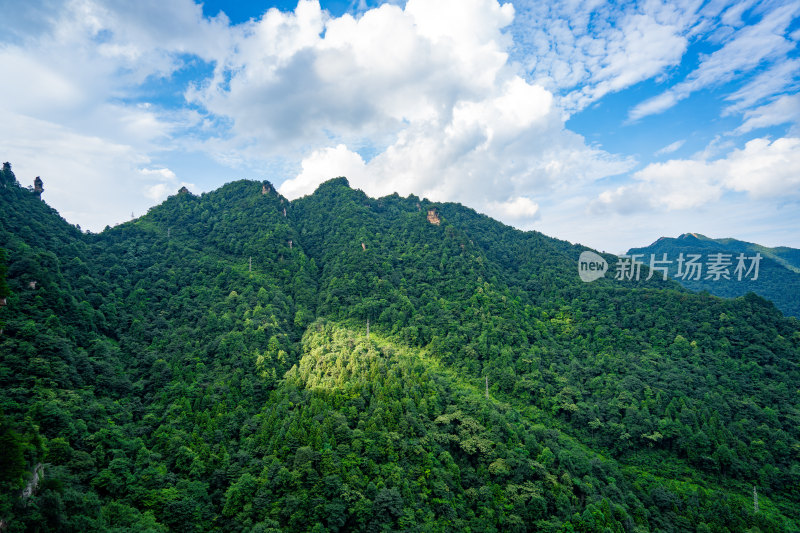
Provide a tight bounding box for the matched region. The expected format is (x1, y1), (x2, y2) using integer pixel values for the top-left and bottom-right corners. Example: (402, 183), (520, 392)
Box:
(629, 233), (800, 317)
(1, 163), (799, 532)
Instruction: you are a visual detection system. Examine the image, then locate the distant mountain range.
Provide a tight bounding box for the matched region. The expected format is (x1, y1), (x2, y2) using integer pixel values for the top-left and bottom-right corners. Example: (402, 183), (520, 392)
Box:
(629, 233), (800, 317)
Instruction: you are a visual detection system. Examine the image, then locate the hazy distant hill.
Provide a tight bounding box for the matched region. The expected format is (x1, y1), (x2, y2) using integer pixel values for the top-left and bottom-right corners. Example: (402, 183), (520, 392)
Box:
(629, 233), (800, 317)
(2, 164), (799, 531)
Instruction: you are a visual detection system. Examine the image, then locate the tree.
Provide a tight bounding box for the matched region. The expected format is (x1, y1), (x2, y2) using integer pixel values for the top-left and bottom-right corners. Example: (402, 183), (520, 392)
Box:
(0, 248), (9, 303)
(1, 162), (16, 186)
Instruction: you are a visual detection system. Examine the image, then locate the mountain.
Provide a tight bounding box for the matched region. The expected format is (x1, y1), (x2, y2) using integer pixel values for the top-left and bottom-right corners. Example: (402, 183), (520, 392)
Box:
(1, 164), (799, 531)
(629, 233), (800, 317)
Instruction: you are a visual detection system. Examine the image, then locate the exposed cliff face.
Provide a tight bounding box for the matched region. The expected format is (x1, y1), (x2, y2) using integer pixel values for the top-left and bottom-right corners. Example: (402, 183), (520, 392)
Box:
(427, 208), (440, 225)
(21, 464), (44, 500)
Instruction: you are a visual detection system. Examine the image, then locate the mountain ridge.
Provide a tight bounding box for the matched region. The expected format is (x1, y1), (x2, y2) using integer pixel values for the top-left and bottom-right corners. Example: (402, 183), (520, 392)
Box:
(1, 165), (799, 531)
(629, 233), (800, 317)
(671, 233), (800, 272)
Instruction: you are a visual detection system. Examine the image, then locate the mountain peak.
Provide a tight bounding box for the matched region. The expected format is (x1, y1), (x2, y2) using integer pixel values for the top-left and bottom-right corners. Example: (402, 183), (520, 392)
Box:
(677, 232), (709, 241)
(313, 176), (351, 193)
(630, 233), (800, 316)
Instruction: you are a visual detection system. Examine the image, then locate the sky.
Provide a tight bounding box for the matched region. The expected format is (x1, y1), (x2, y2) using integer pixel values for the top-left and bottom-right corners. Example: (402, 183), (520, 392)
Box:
(1, 0), (799, 253)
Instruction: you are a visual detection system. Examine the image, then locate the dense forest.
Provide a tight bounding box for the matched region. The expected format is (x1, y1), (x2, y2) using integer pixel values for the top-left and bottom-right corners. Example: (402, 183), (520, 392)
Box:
(1, 162), (799, 531)
(629, 233), (800, 318)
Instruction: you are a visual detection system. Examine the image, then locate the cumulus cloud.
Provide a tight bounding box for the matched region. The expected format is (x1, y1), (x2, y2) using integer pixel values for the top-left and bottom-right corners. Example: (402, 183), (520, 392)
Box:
(0, 0), (231, 120)
(140, 168), (178, 181)
(280, 144), (368, 199)
(189, 0), (517, 148)
(144, 183), (174, 203)
(487, 197), (540, 221)
(593, 136), (800, 213)
(3, 0), (796, 250)
(0, 112), (169, 229)
(144, 181), (196, 203)
(277, 76), (633, 220)
(723, 137), (800, 197)
(140, 168), (196, 203)
(0, 0), (223, 229)
(180, 0), (634, 223)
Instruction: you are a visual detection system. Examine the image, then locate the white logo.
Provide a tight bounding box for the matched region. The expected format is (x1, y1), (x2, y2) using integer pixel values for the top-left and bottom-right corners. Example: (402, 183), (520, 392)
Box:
(578, 251), (608, 282)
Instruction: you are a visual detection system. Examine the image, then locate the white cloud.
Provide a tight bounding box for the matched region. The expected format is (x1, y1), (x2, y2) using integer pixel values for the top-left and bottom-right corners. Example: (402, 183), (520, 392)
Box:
(0, 0), (232, 145)
(510, 0), (695, 114)
(145, 183), (173, 203)
(592, 159), (724, 213)
(179, 0), (634, 225)
(723, 59), (800, 115)
(629, 2), (799, 120)
(189, 0), (519, 148)
(3, 0), (796, 254)
(0, 112), (168, 229)
(508, 0), (799, 139)
(655, 139), (686, 156)
(144, 180), (196, 203)
(632, 158), (725, 210)
(0, 0), (227, 229)
(723, 136), (800, 197)
(719, 0), (759, 28)
(140, 168), (177, 181)
(593, 136), (800, 214)
(488, 196), (540, 220)
(0, 0), (230, 114)
(278, 75), (634, 223)
(140, 168), (196, 203)
(280, 144), (368, 199)
(549, 190), (800, 255)
(628, 91), (680, 122)
(736, 93), (800, 133)
(0, 47), (85, 116)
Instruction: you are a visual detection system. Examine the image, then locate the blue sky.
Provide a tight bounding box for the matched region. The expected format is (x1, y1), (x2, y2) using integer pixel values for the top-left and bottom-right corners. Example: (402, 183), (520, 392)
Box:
(1, 0), (798, 253)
